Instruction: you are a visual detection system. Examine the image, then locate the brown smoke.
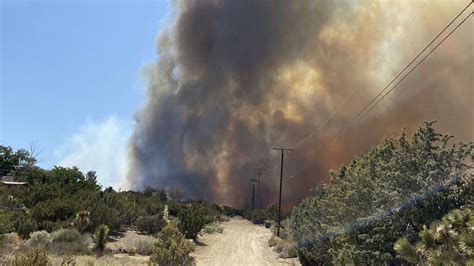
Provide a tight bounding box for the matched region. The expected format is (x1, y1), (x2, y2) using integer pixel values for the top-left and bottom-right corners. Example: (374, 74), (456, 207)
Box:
(126, 0), (473, 209)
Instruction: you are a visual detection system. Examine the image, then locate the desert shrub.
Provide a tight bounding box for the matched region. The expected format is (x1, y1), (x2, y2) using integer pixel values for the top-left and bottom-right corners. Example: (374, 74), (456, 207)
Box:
(60, 254), (77, 265)
(218, 215), (231, 222)
(281, 243), (298, 258)
(290, 123), (474, 265)
(0, 212), (14, 235)
(222, 206), (236, 217)
(50, 229), (89, 255)
(150, 222), (195, 266)
(14, 247), (50, 266)
(203, 222), (223, 234)
(395, 207), (474, 265)
(12, 212), (37, 238)
(268, 236), (278, 247)
(178, 204), (211, 240)
(274, 241), (285, 253)
(94, 224), (109, 254)
(128, 248), (137, 256)
(136, 215), (165, 235)
(287, 245), (298, 258)
(3, 232), (21, 249)
(249, 210), (267, 225)
(27, 230), (52, 248)
(135, 239), (155, 255)
(52, 229), (82, 243)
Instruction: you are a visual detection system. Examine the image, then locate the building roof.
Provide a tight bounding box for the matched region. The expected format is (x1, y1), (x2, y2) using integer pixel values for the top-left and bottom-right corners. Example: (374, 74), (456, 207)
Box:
(1, 181), (29, 186)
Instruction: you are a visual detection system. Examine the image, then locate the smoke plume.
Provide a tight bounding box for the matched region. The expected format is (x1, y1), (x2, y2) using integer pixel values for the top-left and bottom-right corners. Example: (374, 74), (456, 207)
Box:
(126, 0), (473, 208)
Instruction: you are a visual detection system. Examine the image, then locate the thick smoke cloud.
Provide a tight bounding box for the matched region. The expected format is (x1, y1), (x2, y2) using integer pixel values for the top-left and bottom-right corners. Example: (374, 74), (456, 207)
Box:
(126, 0), (473, 208)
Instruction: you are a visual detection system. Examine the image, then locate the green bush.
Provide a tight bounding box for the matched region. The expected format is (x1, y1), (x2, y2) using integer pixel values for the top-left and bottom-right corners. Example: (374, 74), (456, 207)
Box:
(50, 229), (90, 255)
(0, 212), (14, 235)
(14, 247), (50, 266)
(12, 212), (38, 238)
(149, 222), (195, 266)
(290, 123), (474, 265)
(27, 230), (52, 248)
(250, 210), (267, 225)
(395, 207), (474, 265)
(203, 222), (223, 234)
(178, 204), (212, 240)
(94, 224), (109, 254)
(135, 215), (165, 235)
(52, 228), (82, 243)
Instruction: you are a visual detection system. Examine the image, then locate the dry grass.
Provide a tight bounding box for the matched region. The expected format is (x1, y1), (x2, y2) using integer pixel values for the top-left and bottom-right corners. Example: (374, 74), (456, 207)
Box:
(50, 254), (150, 265)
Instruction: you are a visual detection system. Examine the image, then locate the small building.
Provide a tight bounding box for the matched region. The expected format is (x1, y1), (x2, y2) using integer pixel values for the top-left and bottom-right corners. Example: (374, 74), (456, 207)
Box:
(1, 175), (29, 186)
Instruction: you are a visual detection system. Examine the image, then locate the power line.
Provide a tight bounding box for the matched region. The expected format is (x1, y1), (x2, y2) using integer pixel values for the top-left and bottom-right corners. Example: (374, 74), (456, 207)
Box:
(290, 0), (433, 150)
(341, 1), (472, 135)
(257, 124), (291, 168)
(284, 3), (473, 180)
(340, 7), (473, 136)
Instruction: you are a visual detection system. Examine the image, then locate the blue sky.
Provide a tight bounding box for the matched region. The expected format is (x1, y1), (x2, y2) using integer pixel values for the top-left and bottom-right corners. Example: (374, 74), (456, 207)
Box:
(1, 0), (170, 188)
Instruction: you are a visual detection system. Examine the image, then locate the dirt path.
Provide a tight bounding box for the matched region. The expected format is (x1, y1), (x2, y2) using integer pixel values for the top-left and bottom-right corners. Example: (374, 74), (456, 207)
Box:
(192, 217), (300, 266)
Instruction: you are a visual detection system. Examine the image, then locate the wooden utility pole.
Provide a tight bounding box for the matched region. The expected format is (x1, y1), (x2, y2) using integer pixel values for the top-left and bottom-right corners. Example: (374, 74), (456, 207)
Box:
(249, 178), (259, 209)
(254, 168), (266, 209)
(244, 193), (249, 210)
(273, 147), (293, 237)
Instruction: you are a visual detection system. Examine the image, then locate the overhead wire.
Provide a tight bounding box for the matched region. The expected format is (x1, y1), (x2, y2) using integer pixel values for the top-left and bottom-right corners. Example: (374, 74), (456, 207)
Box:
(285, 2), (473, 180)
(289, 0), (432, 150)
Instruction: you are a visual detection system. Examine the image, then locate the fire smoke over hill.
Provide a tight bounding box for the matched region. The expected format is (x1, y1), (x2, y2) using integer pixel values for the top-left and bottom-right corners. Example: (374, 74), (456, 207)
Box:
(126, 0), (473, 208)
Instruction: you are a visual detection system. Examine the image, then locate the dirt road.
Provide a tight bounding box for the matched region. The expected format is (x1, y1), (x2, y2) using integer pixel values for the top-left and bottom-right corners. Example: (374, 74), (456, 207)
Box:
(192, 217), (300, 266)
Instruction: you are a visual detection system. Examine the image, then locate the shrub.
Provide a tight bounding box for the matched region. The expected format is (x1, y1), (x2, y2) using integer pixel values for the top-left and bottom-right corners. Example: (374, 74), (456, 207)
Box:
(128, 248), (137, 256)
(52, 229), (82, 243)
(178, 204), (209, 240)
(13, 247), (50, 266)
(27, 230), (52, 248)
(136, 215), (165, 235)
(281, 244), (298, 258)
(94, 224), (109, 254)
(149, 222), (195, 266)
(274, 241), (285, 253)
(60, 254), (77, 265)
(287, 246), (298, 258)
(50, 229), (89, 255)
(12, 212), (37, 238)
(268, 235), (278, 247)
(0, 212), (14, 235)
(3, 232), (21, 249)
(203, 223), (223, 234)
(395, 207), (474, 265)
(135, 239), (155, 255)
(249, 210), (267, 225)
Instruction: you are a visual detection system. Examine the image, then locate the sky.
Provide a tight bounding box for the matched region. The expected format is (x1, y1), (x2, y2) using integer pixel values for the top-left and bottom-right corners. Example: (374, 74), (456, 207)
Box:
(0, 0), (170, 189)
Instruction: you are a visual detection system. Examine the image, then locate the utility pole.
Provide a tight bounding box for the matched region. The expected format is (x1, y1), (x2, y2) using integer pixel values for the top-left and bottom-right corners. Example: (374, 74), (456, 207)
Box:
(249, 178), (258, 209)
(244, 193), (249, 210)
(273, 147), (293, 237)
(254, 168), (266, 209)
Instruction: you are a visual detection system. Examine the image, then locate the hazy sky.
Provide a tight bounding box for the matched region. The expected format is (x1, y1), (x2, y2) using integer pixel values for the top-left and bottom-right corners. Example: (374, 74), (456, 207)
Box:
(1, 0), (170, 188)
